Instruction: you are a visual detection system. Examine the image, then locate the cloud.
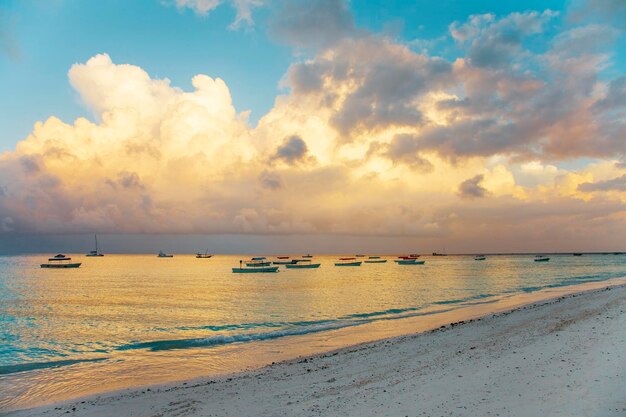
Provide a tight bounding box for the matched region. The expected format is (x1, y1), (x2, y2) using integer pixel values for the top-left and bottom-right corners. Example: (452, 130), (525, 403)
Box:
(269, 0), (357, 49)
(450, 10), (557, 68)
(2, 3), (626, 250)
(271, 135), (309, 164)
(568, 0), (626, 30)
(458, 175), (489, 199)
(173, 0), (263, 27)
(578, 174), (626, 192)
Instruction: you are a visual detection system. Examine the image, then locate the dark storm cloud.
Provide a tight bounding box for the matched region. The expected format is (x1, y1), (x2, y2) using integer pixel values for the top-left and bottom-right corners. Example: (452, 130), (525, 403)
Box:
(578, 174), (626, 192)
(458, 175), (489, 199)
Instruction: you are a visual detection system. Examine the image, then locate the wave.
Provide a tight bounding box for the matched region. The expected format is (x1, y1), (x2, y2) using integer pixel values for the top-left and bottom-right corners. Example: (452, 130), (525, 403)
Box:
(0, 357), (107, 375)
(117, 321), (366, 352)
(433, 293), (497, 305)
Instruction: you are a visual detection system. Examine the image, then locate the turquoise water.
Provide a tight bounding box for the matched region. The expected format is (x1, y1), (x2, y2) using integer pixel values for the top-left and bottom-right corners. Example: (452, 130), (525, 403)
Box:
(1, 253), (625, 410)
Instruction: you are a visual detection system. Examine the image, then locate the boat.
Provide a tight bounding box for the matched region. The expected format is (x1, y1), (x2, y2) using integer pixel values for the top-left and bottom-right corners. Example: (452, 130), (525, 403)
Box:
(409, 253), (419, 257)
(573, 253), (582, 256)
(534, 255), (550, 262)
(277, 256), (290, 259)
(232, 266), (279, 273)
(41, 254), (82, 268)
(364, 259), (387, 263)
(339, 257), (356, 260)
(157, 251), (173, 258)
(395, 259), (425, 265)
(302, 254), (313, 258)
(335, 261), (362, 266)
(273, 260), (298, 265)
(196, 249), (212, 259)
(432, 252), (447, 256)
(285, 263), (321, 269)
(399, 255), (419, 260)
(86, 234), (104, 257)
(246, 259), (271, 267)
(474, 255), (486, 261)
(355, 254), (366, 257)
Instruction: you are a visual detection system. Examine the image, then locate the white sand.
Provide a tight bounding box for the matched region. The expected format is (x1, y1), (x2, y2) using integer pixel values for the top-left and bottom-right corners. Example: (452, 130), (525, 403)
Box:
(7, 284), (626, 417)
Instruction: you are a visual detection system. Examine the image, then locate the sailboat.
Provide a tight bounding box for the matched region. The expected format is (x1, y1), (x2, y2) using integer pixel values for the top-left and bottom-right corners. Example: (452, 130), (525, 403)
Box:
(196, 249), (212, 259)
(86, 234), (104, 257)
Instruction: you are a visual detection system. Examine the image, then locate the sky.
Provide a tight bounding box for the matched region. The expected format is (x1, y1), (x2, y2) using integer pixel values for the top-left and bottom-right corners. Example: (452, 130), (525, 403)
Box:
(0, 0), (625, 254)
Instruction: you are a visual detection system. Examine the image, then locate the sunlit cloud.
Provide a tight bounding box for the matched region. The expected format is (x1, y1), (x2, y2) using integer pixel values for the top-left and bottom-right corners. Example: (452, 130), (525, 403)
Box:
(1, 0), (625, 250)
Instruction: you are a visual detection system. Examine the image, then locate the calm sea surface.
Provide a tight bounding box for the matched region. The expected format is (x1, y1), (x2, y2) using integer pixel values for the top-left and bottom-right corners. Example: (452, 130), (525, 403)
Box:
(2, 253), (626, 410)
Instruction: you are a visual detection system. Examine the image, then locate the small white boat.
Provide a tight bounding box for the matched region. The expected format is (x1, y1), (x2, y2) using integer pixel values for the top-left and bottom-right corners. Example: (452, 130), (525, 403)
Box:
(41, 254), (82, 268)
(157, 251), (173, 258)
(86, 235), (104, 257)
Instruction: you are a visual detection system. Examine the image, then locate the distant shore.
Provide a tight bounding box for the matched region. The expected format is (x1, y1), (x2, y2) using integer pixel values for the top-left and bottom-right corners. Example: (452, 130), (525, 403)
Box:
(7, 279), (626, 417)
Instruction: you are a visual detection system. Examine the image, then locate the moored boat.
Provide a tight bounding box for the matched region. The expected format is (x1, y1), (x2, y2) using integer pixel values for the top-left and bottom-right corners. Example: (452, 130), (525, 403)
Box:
(573, 253), (582, 256)
(157, 251), (173, 258)
(474, 255), (486, 261)
(86, 235), (104, 257)
(285, 263), (321, 269)
(232, 266), (279, 273)
(41, 254), (82, 268)
(196, 249), (212, 258)
(534, 255), (550, 262)
(277, 256), (290, 259)
(395, 259), (425, 265)
(302, 254), (313, 258)
(246, 257), (271, 267)
(273, 260), (298, 265)
(365, 256), (386, 263)
(335, 261), (362, 266)
(234, 259), (278, 273)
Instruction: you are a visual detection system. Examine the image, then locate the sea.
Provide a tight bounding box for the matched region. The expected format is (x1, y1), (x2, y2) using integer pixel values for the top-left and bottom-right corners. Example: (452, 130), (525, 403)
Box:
(1, 253), (625, 410)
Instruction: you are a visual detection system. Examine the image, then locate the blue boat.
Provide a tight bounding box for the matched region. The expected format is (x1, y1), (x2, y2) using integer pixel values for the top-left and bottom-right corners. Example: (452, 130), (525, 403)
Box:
(395, 259), (425, 265)
(285, 263), (321, 269)
(232, 266), (279, 273)
(273, 260), (298, 265)
(335, 261), (362, 266)
(247, 261), (271, 267)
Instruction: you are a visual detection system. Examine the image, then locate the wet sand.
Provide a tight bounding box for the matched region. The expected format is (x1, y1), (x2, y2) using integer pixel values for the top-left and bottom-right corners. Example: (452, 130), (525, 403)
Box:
(6, 282), (626, 417)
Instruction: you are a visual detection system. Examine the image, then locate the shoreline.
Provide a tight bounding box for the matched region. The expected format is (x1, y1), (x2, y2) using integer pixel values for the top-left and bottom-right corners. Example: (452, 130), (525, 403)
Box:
(6, 278), (626, 416)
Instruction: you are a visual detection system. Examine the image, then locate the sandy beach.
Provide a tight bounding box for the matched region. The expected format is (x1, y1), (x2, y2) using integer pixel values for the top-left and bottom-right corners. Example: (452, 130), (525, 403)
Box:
(6, 282), (626, 417)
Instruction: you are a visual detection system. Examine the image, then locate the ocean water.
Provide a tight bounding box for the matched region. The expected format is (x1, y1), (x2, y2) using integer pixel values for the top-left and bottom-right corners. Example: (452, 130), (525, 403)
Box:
(1, 253), (625, 410)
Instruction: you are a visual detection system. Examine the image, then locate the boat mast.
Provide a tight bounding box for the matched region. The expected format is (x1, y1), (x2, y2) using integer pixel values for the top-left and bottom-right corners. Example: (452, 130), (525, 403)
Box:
(95, 234), (98, 253)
